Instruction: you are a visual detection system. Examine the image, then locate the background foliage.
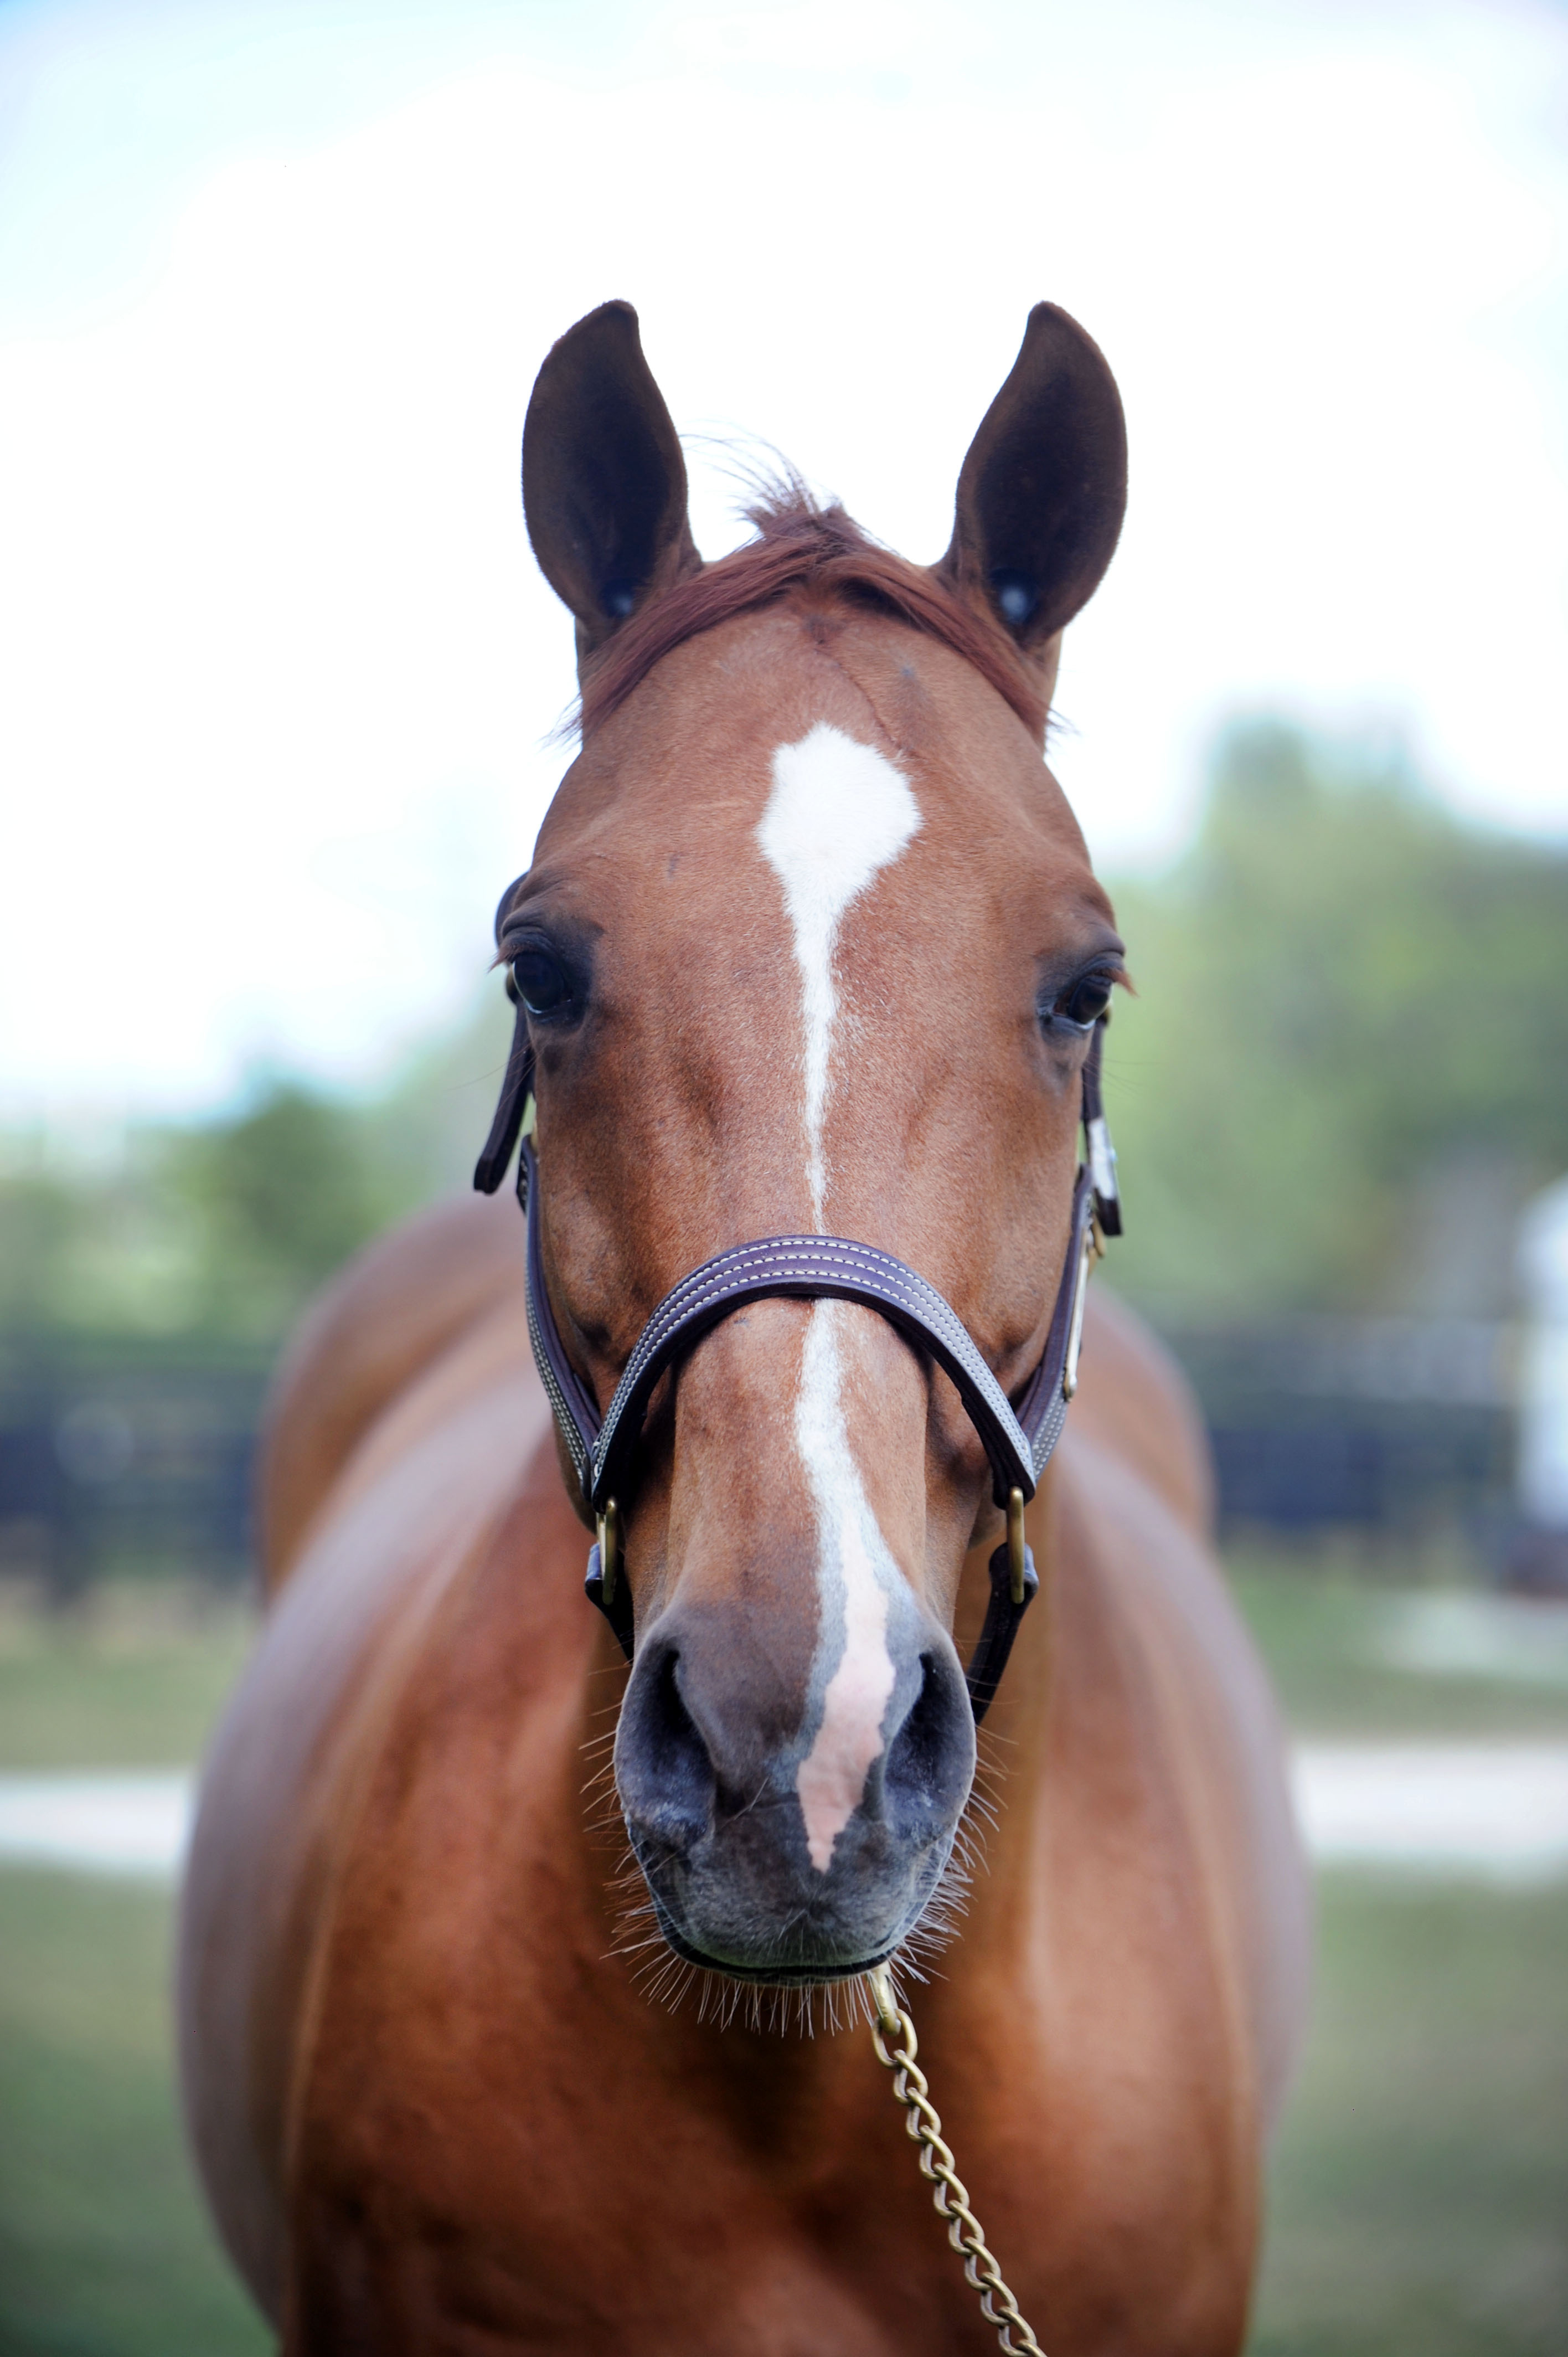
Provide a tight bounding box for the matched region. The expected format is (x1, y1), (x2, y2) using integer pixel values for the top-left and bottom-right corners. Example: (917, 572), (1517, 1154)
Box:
(0, 1000), (512, 1350)
(1102, 723), (1568, 1319)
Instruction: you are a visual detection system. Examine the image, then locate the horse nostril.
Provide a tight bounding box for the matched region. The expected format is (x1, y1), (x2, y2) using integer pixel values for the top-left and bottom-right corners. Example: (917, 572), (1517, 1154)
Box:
(615, 1643), (715, 1850)
(883, 1651), (975, 1843)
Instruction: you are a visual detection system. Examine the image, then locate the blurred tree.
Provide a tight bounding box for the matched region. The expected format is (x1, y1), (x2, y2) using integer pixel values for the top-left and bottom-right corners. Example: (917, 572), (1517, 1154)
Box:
(0, 990), (515, 1351)
(0, 1171), (82, 1332)
(361, 986), (514, 1208)
(1102, 723), (1568, 1316)
(161, 1080), (388, 1336)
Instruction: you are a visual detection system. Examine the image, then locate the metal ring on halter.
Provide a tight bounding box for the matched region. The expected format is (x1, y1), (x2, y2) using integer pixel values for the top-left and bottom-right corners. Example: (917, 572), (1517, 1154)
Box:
(596, 1500), (621, 1610)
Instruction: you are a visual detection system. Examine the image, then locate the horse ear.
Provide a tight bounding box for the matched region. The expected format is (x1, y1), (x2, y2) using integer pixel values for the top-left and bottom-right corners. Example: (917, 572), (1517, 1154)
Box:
(522, 301), (701, 663)
(937, 303), (1127, 675)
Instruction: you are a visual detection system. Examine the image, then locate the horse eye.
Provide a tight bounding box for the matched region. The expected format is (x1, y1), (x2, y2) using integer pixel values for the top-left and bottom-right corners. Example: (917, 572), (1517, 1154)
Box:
(1055, 972), (1113, 1030)
(511, 949), (574, 1020)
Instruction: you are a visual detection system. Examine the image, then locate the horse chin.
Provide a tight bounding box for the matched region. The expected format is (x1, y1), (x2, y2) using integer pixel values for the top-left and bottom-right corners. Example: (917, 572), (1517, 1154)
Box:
(644, 1896), (897, 1986)
(627, 1826), (957, 1989)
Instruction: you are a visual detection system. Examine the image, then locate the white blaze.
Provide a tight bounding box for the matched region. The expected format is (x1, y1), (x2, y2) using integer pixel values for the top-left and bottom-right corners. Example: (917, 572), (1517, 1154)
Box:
(756, 722), (922, 1872)
(792, 1304), (902, 1873)
(757, 721), (921, 1224)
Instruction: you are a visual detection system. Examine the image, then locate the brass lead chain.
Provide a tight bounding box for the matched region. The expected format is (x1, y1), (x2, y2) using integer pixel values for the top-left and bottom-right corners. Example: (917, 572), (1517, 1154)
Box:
(866, 1968), (1046, 2357)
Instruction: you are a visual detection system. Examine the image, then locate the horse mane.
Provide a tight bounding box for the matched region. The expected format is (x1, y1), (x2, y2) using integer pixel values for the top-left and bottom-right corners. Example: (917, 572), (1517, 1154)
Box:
(575, 487), (1048, 741)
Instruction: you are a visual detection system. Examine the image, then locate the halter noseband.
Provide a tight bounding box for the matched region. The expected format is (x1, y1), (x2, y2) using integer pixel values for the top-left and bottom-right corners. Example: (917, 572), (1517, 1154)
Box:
(475, 1007), (1121, 1723)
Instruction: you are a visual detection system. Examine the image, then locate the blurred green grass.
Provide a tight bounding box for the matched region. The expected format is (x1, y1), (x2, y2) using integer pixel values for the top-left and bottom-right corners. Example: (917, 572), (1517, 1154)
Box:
(0, 1571), (1565, 2355)
(1252, 1878), (1568, 2355)
(0, 1587), (254, 1771)
(0, 1871), (269, 2357)
(1230, 1557), (1568, 1741)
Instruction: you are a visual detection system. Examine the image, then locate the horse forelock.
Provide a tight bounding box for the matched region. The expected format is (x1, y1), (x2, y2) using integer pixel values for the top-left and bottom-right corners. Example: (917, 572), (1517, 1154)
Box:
(573, 489), (1049, 743)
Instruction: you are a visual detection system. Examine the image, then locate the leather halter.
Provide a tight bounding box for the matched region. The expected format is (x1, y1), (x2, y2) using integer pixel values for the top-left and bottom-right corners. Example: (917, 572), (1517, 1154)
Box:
(475, 1007), (1121, 1722)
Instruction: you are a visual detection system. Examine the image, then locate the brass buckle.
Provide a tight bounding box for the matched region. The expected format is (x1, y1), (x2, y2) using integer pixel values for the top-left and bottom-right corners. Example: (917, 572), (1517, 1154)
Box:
(1006, 1487), (1028, 1607)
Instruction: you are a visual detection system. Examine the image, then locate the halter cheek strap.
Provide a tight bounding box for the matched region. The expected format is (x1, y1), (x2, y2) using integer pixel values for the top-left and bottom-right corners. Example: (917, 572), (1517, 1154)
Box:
(475, 1019), (1120, 1721)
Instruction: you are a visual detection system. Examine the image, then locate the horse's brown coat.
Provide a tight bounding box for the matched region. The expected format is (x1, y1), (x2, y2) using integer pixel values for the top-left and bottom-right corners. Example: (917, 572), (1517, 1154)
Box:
(180, 303), (1310, 2353)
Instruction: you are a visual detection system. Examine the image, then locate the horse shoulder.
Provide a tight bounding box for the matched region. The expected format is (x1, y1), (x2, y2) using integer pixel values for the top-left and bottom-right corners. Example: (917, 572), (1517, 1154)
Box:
(183, 1300), (561, 2325)
(257, 1189), (527, 1593)
(1071, 1285), (1215, 1538)
(1051, 1288), (1313, 2142)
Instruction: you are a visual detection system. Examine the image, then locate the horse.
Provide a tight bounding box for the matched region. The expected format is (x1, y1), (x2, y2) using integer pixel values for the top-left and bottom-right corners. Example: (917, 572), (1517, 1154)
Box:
(179, 299), (1311, 2355)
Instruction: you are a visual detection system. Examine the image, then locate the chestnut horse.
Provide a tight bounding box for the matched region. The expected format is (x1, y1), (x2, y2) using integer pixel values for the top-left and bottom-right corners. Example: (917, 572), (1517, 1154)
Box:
(179, 301), (1309, 2354)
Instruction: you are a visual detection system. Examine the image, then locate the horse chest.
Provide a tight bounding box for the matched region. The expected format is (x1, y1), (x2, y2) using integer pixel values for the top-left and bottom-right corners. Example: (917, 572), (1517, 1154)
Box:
(271, 1598), (1260, 2355)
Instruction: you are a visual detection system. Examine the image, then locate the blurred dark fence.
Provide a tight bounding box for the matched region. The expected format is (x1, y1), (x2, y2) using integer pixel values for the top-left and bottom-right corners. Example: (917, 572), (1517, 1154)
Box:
(1159, 1313), (1514, 1544)
(0, 1314), (1518, 1593)
(0, 1337), (271, 1597)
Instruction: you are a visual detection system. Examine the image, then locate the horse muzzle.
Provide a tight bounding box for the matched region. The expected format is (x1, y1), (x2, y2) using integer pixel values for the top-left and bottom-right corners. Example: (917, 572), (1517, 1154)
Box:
(613, 1604), (977, 1982)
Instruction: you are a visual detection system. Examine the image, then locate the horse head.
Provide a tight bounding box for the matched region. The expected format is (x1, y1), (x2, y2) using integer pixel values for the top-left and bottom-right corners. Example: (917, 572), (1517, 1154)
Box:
(496, 300), (1127, 1988)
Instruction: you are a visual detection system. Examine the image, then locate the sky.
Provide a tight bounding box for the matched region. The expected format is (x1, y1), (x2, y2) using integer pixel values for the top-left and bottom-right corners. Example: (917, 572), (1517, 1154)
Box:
(2, 0), (1565, 1124)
